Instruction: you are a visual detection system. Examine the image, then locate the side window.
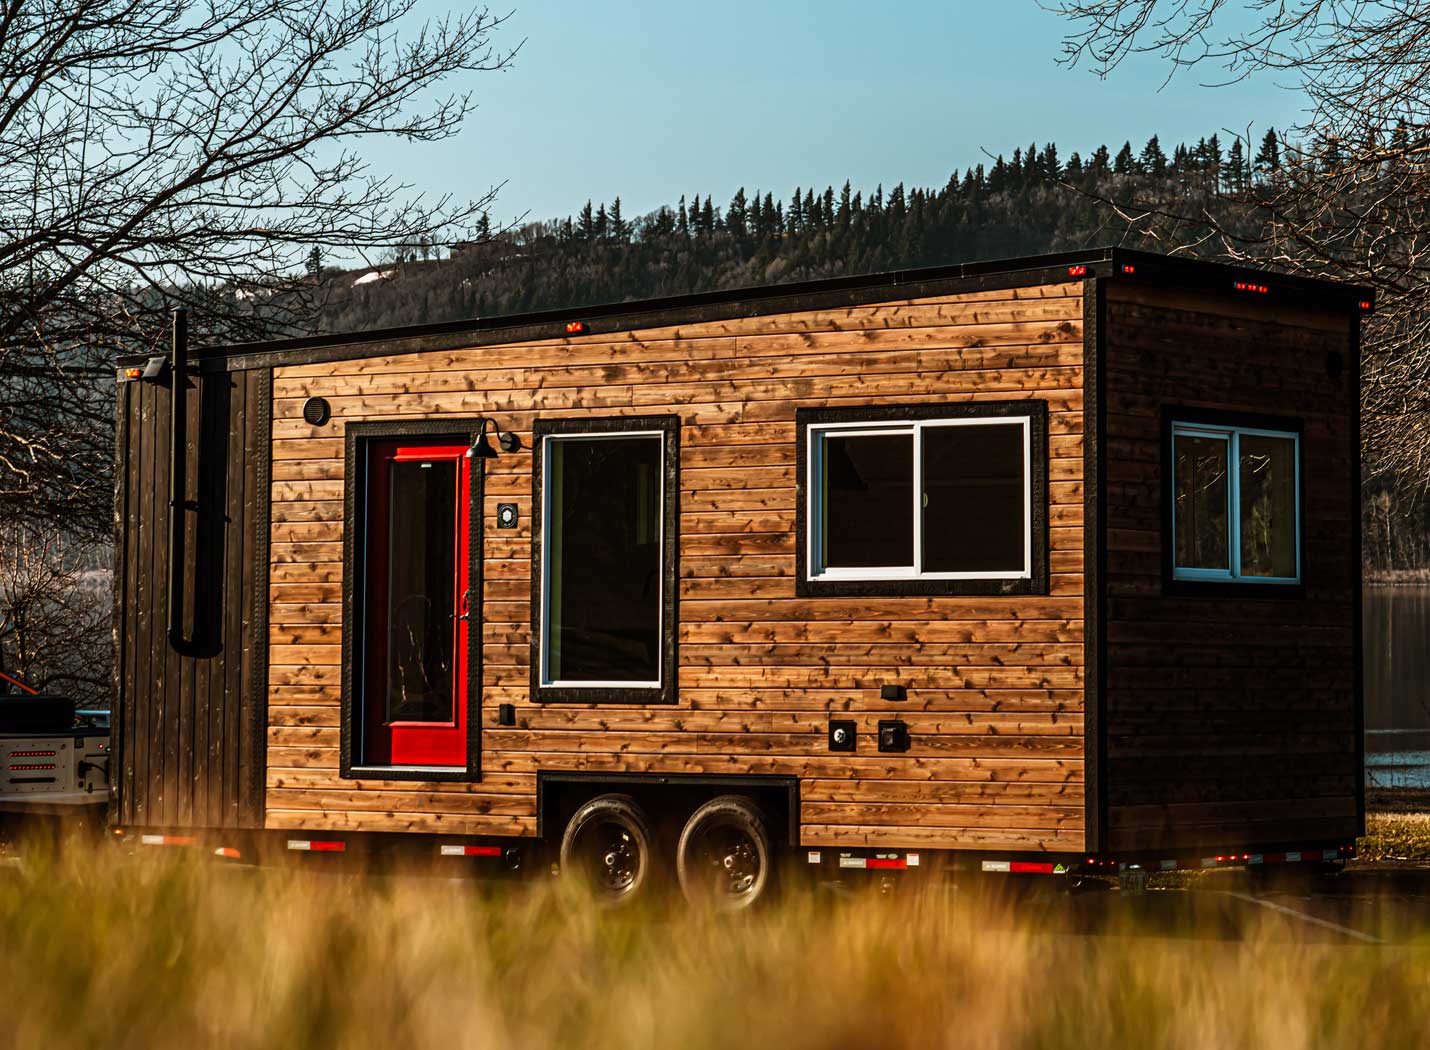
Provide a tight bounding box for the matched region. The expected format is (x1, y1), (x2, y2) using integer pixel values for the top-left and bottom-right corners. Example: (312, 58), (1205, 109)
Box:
(797, 402), (1048, 597)
(532, 416), (679, 704)
(1168, 413), (1302, 587)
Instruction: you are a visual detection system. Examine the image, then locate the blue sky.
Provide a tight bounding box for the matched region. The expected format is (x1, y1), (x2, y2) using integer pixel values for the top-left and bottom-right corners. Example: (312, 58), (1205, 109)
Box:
(398, 1), (1306, 226)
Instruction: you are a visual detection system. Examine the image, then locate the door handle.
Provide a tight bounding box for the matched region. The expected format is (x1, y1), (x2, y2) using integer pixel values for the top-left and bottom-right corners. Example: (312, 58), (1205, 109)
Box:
(458, 588), (471, 622)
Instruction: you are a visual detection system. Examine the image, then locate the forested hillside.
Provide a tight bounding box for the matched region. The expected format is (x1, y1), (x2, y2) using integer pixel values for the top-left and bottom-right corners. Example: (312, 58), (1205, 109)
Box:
(314, 130), (1270, 332)
(305, 127), (1426, 575)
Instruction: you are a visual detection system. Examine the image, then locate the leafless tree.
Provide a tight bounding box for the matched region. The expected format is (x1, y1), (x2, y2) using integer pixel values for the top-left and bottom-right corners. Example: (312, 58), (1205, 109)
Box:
(0, 523), (109, 701)
(1048, 1), (1430, 485)
(1, 0), (516, 536)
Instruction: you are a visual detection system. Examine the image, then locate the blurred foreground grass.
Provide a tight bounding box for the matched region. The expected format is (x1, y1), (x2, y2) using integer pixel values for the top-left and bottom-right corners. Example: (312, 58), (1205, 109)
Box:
(2, 839), (1429, 1050)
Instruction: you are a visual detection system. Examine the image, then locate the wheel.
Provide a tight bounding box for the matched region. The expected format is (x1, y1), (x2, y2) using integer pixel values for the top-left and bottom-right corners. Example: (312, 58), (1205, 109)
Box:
(558, 794), (655, 905)
(676, 795), (773, 911)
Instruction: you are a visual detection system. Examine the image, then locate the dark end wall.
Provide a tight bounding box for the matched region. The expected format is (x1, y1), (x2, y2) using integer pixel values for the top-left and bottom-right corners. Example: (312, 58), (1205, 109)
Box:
(1100, 282), (1359, 853)
(112, 368), (270, 830)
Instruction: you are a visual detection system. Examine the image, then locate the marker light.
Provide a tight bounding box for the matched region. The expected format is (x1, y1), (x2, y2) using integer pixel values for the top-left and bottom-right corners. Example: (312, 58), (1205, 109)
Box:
(565, 321), (586, 334)
(1234, 281), (1269, 294)
(1067, 265), (1088, 277)
(1359, 300), (1373, 311)
(1121, 264), (1136, 274)
(123, 367), (143, 380)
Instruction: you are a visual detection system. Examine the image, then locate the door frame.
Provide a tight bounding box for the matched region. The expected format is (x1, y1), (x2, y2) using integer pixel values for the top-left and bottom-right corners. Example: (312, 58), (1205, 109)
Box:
(339, 419), (487, 782)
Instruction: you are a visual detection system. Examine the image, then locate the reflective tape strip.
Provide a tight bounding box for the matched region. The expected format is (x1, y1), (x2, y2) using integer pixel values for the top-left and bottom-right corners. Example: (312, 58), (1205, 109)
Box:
(287, 839), (346, 852)
(866, 857), (906, 871)
(213, 847), (241, 860)
(140, 835), (195, 847)
(1009, 862), (1055, 875)
(838, 856), (867, 869)
(439, 845), (500, 857)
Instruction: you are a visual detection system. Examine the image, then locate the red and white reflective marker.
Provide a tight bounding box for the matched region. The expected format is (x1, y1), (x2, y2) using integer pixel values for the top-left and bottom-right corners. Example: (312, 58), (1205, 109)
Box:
(286, 839), (345, 852)
(836, 852), (919, 870)
(140, 834), (196, 847)
(439, 844), (501, 857)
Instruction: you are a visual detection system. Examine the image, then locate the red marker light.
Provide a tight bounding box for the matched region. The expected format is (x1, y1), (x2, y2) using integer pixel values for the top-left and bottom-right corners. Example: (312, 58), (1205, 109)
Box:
(1234, 281), (1269, 294)
(123, 367), (142, 380)
(1067, 265), (1088, 277)
(565, 321), (586, 334)
(1359, 300), (1372, 311)
(1121, 264), (1136, 274)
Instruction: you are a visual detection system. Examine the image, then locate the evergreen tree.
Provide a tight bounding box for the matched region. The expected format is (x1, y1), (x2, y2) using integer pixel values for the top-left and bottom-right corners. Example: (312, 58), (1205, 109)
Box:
(1254, 129), (1280, 177)
(609, 197), (629, 241)
(594, 202), (609, 239)
(1140, 136), (1167, 178)
(1113, 140), (1134, 175)
(838, 180), (852, 227)
(988, 155), (1009, 193)
(1064, 152), (1083, 178)
(577, 199), (595, 240)
(1089, 144), (1110, 174)
(305, 245), (322, 278)
(700, 195), (716, 234)
(1040, 142), (1060, 180)
(1206, 134), (1224, 189)
(677, 195), (689, 236)
(727, 187), (748, 237)
(1223, 139), (1246, 194)
(789, 187), (804, 231)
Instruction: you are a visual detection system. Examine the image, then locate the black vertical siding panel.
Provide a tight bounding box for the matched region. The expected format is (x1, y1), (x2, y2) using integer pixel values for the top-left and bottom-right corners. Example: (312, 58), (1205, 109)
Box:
(139, 380), (163, 824)
(110, 381), (130, 827)
(180, 375), (201, 826)
(224, 375), (248, 825)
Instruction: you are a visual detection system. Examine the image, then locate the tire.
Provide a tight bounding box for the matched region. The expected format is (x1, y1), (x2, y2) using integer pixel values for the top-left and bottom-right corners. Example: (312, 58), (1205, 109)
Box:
(676, 795), (773, 912)
(558, 794), (656, 905)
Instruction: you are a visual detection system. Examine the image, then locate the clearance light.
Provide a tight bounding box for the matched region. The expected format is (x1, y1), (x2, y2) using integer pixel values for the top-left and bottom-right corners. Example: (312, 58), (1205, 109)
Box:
(10, 750), (56, 758)
(565, 321), (586, 334)
(1234, 281), (1269, 294)
(1359, 300), (1373, 311)
(123, 367), (143, 380)
(8, 763), (56, 771)
(1067, 265), (1088, 277)
(1121, 264), (1136, 274)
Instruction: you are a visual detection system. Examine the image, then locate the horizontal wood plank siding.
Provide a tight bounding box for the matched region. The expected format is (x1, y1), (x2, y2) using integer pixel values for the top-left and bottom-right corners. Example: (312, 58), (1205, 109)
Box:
(1101, 283), (1358, 852)
(266, 285), (1087, 851)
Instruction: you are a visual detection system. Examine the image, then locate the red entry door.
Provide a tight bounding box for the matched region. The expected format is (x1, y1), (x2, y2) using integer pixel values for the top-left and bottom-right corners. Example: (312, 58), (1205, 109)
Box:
(363, 439), (471, 767)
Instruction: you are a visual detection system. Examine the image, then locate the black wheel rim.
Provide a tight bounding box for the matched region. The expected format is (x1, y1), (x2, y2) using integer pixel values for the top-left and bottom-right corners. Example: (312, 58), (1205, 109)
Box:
(576, 819), (642, 898)
(691, 820), (763, 903)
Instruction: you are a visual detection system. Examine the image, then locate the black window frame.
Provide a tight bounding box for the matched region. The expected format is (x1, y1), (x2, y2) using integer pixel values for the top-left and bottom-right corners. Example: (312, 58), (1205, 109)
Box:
(1160, 405), (1307, 600)
(530, 415), (680, 705)
(339, 419), (485, 783)
(795, 401), (1049, 598)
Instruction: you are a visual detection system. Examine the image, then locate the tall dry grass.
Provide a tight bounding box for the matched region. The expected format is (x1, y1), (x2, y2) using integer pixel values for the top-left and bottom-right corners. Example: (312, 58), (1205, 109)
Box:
(0, 839), (1426, 1050)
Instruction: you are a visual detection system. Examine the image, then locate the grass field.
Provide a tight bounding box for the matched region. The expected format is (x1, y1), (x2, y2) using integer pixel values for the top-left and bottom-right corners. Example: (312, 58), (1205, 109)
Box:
(3, 838), (1430, 1050)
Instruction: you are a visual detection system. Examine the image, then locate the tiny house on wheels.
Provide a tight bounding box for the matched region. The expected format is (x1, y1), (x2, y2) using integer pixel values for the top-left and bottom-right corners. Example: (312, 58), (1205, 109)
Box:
(111, 248), (1369, 906)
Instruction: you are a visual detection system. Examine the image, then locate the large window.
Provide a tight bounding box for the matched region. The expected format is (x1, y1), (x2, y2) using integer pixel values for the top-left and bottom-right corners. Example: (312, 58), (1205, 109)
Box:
(797, 402), (1048, 597)
(533, 416), (679, 704)
(1168, 412), (1302, 587)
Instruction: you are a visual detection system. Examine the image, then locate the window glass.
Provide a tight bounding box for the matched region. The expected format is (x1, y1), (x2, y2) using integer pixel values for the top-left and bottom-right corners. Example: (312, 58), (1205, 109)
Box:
(922, 422), (1025, 573)
(1173, 433), (1230, 572)
(1239, 433), (1298, 578)
(821, 433), (914, 569)
(546, 436), (661, 683)
(383, 459), (456, 723)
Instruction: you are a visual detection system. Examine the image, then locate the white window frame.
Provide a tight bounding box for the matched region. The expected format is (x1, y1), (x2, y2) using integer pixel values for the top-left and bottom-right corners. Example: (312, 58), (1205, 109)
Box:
(1170, 421), (1301, 585)
(805, 415), (1033, 582)
(538, 429), (665, 690)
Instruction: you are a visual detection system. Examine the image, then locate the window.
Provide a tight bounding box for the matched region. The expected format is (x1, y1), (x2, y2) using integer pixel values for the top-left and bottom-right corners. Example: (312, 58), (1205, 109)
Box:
(341, 421), (484, 782)
(797, 402), (1048, 597)
(533, 416), (679, 704)
(1168, 412), (1302, 587)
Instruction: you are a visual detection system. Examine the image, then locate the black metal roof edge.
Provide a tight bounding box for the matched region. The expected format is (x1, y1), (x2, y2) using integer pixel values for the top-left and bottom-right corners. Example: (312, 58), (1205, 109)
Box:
(114, 246), (1375, 370)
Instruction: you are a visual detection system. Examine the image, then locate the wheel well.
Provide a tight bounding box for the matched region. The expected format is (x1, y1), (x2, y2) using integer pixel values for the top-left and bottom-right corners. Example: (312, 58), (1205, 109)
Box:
(537, 774), (797, 849)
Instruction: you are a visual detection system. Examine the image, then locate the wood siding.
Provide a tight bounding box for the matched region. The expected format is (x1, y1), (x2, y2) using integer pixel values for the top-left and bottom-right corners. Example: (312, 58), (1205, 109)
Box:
(113, 368), (270, 829)
(265, 283), (1088, 851)
(1101, 284), (1359, 852)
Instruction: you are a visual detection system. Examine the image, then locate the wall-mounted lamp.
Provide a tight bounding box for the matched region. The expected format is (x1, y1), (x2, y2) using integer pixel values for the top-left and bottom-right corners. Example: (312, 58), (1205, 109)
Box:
(467, 418), (522, 459)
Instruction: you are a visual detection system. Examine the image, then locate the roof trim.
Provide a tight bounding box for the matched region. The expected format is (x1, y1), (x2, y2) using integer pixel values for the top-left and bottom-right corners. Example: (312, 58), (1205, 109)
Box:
(117, 247), (1376, 372)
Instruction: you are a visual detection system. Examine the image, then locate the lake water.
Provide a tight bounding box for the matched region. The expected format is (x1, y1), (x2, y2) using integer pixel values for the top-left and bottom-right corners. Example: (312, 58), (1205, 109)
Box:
(1365, 586), (1430, 789)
